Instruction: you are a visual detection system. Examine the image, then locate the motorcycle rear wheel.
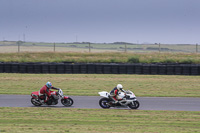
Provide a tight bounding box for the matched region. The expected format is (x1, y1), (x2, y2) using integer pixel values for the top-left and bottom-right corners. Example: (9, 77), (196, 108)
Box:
(61, 98), (73, 107)
(99, 98), (111, 109)
(128, 101), (140, 109)
(31, 98), (42, 106)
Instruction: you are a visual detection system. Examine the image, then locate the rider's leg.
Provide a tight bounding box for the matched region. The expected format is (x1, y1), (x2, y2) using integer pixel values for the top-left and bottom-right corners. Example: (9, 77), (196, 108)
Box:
(110, 93), (119, 104)
(38, 91), (45, 103)
(44, 95), (49, 103)
(113, 96), (119, 103)
(110, 96), (118, 104)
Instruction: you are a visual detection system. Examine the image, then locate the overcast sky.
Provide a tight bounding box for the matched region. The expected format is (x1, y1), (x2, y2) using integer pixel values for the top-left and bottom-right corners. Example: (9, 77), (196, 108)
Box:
(0, 0), (200, 44)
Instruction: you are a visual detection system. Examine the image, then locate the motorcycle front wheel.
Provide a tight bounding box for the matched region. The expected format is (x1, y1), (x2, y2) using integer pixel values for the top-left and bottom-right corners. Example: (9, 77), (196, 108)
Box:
(31, 98), (42, 106)
(99, 98), (111, 109)
(128, 100), (140, 109)
(61, 98), (74, 107)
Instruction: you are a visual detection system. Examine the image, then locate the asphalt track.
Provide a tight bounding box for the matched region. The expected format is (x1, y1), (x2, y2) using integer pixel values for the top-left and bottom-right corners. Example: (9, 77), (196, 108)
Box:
(0, 95), (200, 111)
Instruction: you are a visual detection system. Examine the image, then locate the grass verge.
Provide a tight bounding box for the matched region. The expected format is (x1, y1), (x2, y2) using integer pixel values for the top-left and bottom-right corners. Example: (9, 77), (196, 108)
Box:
(0, 107), (200, 133)
(0, 73), (200, 97)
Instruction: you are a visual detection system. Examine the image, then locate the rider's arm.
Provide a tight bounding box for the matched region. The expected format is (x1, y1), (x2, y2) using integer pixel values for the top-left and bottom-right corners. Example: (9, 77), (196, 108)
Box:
(114, 89), (118, 95)
(52, 86), (59, 90)
(120, 88), (125, 92)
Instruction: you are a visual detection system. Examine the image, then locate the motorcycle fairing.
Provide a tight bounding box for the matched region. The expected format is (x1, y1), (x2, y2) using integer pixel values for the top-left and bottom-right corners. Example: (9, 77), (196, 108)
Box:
(98, 91), (109, 98)
(31, 91), (39, 99)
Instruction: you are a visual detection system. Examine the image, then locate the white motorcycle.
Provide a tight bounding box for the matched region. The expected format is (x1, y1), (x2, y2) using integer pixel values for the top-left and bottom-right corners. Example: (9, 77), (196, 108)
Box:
(98, 90), (140, 109)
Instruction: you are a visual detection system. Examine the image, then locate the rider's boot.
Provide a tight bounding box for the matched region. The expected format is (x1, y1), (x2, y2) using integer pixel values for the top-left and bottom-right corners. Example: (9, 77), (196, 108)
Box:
(114, 100), (119, 104)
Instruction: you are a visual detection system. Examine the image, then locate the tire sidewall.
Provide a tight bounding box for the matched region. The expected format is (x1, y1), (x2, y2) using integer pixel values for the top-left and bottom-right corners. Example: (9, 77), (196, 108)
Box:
(128, 100), (140, 109)
(31, 98), (42, 106)
(61, 98), (74, 107)
(99, 98), (111, 109)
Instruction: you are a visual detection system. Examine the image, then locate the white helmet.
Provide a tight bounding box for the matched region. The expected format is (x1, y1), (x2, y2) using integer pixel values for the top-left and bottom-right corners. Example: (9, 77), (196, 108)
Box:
(117, 84), (123, 90)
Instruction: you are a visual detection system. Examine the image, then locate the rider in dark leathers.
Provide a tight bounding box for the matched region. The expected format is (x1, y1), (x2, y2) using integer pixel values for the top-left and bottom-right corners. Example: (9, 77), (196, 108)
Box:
(110, 84), (125, 104)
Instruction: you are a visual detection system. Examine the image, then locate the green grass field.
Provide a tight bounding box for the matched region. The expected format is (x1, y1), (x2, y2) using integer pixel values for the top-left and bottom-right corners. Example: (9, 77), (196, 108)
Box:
(0, 73), (200, 97)
(0, 107), (200, 133)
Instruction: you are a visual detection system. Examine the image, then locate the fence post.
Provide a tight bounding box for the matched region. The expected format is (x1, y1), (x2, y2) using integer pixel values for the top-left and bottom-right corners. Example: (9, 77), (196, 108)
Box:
(54, 43), (55, 52)
(125, 43), (127, 53)
(17, 41), (21, 53)
(159, 43), (161, 53)
(89, 43), (91, 53)
(196, 43), (198, 53)
(18, 43), (20, 53)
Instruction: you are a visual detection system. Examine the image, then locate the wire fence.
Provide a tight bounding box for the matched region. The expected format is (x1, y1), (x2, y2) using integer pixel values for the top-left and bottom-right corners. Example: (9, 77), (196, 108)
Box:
(0, 41), (199, 53)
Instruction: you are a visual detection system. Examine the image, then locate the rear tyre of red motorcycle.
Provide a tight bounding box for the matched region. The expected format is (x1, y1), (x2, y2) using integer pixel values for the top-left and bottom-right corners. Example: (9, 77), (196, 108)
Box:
(99, 98), (111, 109)
(61, 98), (73, 107)
(31, 98), (42, 106)
(128, 101), (140, 109)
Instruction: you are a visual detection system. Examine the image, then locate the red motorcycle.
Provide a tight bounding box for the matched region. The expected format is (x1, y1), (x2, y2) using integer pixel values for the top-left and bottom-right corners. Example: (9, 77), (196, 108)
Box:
(31, 88), (73, 107)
